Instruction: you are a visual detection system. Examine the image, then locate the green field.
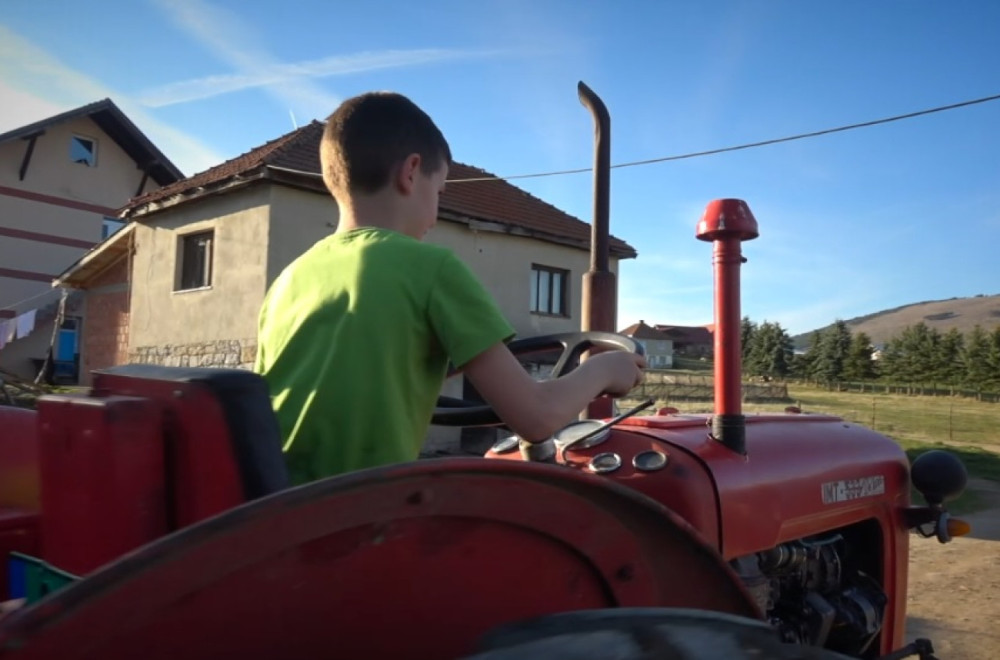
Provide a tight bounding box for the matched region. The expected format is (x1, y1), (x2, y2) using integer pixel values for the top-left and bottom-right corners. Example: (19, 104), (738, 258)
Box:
(622, 383), (1000, 514)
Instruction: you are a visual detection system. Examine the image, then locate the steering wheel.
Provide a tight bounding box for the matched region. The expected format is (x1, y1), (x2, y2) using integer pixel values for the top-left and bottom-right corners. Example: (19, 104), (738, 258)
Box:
(431, 331), (644, 427)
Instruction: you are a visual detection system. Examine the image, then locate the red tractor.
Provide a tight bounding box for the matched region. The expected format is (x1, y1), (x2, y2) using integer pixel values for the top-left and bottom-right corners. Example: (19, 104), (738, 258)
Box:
(0, 84), (970, 659)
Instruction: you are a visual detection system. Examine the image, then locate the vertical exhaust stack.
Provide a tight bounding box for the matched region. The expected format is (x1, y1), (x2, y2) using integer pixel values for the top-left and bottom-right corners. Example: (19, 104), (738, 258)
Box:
(577, 81), (616, 419)
(696, 199), (759, 455)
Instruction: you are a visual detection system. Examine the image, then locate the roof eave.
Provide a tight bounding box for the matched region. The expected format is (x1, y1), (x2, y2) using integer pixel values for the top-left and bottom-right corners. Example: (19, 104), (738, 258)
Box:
(438, 210), (636, 259)
(53, 223), (136, 289)
(123, 168), (272, 220)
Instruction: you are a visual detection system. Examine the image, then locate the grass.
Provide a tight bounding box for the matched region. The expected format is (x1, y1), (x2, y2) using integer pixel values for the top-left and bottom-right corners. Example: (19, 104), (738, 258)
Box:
(621, 383), (1000, 514)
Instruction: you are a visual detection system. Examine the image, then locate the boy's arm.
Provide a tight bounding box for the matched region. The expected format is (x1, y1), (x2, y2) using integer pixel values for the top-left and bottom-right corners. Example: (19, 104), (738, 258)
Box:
(462, 342), (646, 442)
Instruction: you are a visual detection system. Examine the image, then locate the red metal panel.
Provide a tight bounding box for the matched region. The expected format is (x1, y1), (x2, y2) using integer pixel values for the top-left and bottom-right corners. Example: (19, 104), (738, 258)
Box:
(36, 395), (167, 576)
(487, 428), (722, 549)
(0, 406), (39, 511)
(0, 460), (757, 660)
(618, 412), (911, 653)
(90, 374), (244, 527)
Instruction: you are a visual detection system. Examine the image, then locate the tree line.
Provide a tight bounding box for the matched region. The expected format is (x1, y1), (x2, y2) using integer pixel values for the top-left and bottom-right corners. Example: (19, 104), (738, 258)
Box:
(739, 318), (1000, 391)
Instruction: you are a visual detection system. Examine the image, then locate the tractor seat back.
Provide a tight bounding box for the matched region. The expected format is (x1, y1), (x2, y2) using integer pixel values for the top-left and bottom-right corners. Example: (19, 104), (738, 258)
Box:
(92, 365), (290, 523)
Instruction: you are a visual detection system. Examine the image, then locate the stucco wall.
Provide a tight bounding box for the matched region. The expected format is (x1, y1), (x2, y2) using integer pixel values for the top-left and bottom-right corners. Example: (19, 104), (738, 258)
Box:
(265, 184), (339, 284)
(427, 221), (619, 338)
(0, 194), (98, 298)
(0, 116), (158, 205)
(0, 115), (155, 315)
(0, 113), (162, 381)
(128, 185), (270, 367)
(635, 338), (673, 368)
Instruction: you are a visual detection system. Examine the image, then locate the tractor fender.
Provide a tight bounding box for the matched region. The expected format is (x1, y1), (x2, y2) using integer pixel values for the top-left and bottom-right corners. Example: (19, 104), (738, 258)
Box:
(0, 458), (758, 660)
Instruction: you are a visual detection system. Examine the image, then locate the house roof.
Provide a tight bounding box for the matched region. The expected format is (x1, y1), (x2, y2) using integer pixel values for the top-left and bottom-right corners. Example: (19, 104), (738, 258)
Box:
(619, 320), (674, 341)
(53, 224), (135, 289)
(121, 121), (636, 258)
(0, 99), (184, 186)
(654, 324), (714, 344)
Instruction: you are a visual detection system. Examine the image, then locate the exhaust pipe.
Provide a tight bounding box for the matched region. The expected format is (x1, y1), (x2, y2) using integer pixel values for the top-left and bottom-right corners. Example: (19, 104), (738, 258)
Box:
(696, 199), (758, 455)
(577, 81), (616, 419)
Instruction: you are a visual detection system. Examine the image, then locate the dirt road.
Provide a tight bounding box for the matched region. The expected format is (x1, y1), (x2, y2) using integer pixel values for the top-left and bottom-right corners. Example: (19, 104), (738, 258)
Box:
(904, 478), (1000, 659)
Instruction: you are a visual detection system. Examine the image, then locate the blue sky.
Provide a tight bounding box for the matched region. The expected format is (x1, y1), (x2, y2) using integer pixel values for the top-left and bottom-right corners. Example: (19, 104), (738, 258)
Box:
(2, 1), (998, 336)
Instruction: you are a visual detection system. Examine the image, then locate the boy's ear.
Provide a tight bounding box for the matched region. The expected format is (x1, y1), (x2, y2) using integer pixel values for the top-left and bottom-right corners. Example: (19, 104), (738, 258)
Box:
(395, 153), (422, 195)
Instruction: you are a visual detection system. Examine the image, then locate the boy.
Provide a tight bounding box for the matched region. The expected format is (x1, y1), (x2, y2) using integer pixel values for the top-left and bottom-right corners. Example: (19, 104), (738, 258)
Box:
(254, 91), (645, 484)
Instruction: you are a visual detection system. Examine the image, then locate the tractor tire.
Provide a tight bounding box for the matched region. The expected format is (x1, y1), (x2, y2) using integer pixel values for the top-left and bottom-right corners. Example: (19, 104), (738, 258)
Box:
(465, 608), (855, 660)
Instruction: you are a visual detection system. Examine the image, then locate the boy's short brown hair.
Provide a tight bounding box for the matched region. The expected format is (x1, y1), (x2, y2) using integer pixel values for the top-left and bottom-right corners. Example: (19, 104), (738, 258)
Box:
(320, 92), (452, 198)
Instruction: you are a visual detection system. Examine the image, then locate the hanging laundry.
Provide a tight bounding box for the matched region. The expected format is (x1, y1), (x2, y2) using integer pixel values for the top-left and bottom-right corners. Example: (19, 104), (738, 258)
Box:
(3, 319), (15, 345)
(15, 309), (36, 339)
(0, 320), (8, 349)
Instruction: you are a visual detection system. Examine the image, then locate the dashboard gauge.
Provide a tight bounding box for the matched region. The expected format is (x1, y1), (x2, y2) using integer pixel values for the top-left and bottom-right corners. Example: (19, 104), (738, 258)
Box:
(588, 452), (622, 474)
(554, 420), (610, 451)
(491, 435), (519, 454)
(632, 450), (668, 472)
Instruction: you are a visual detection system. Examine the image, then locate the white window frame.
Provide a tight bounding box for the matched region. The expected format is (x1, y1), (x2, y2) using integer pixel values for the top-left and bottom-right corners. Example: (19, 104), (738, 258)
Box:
(176, 230), (214, 292)
(530, 264), (569, 317)
(70, 134), (98, 166)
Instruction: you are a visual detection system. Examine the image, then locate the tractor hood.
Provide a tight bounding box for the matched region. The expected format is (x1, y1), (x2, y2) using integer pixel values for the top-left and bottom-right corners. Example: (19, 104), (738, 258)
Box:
(615, 412), (912, 560)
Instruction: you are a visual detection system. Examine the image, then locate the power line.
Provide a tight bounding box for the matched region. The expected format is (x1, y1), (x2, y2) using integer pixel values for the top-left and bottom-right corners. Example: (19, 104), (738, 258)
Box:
(1, 286), (62, 312)
(446, 92), (1000, 184)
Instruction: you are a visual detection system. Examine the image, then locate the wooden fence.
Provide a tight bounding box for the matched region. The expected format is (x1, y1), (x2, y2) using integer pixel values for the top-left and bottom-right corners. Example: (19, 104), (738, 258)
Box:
(633, 370), (789, 403)
(794, 379), (1000, 403)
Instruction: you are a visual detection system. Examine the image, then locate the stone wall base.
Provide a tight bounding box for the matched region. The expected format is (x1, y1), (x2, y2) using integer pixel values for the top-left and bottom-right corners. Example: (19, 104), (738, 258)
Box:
(130, 339), (257, 370)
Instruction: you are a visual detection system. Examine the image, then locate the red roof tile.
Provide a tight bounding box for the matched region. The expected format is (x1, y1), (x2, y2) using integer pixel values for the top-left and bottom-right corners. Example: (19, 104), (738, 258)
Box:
(620, 320), (674, 340)
(654, 325), (714, 345)
(122, 121), (635, 258)
(125, 121), (324, 210)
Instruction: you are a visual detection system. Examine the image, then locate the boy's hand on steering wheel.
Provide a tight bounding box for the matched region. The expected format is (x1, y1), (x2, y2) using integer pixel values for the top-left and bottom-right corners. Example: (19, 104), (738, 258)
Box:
(586, 351), (646, 397)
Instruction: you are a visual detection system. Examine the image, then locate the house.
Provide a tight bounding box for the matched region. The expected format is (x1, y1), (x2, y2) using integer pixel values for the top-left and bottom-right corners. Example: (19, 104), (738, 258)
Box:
(54, 120), (637, 451)
(655, 324), (714, 358)
(619, 320), (674, 369)
(0, 99), (183, 382)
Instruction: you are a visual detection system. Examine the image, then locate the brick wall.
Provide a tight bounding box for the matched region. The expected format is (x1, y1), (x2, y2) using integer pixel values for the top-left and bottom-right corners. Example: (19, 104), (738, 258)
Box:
(81, 259), (130, 383)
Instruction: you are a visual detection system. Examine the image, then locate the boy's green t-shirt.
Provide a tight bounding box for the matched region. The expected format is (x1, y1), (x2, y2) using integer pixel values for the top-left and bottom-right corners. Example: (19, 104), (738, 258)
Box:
(254, 227), (515, 484)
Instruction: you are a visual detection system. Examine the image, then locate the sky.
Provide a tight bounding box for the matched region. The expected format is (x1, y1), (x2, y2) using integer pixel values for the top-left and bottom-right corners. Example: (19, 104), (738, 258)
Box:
(2, 0), (998, 336)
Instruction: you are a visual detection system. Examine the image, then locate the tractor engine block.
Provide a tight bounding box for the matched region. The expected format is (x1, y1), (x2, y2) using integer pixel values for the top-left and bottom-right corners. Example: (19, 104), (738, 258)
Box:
(731, 531), (888, 657)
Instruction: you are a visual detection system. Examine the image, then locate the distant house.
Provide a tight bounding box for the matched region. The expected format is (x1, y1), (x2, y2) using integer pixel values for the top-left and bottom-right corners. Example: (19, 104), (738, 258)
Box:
(655, 324), (714, 358)
(0, 99), (182, 382)
(619, 320), (674, 368)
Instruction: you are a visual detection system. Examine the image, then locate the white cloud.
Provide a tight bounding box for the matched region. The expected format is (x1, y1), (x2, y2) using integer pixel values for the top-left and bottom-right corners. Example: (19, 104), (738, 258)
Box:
(0, 81), (67, 133)
(150, 0), (340, 119)
(138, 48), (509, 110)
(0, 25), (224, 176)
(150, 0), (510, 121)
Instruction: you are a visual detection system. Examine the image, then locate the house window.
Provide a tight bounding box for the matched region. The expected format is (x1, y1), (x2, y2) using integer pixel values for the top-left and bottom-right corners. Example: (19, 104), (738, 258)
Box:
(102, 218), (126, 239)
(70, 135), (97, 166)
(177, 231), (214, 291)
(530, 265), (568, 316)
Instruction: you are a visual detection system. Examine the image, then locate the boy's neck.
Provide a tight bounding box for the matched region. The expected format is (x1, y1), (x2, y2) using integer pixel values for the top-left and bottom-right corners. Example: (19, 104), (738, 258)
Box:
(335, 196), (413, 237)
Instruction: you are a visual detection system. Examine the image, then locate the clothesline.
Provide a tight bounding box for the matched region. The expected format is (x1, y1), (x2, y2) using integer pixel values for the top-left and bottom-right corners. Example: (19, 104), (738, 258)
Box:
(0, 309), (38, 351)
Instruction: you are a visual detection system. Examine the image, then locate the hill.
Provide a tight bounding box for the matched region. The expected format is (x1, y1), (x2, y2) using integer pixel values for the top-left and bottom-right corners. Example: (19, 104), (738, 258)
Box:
(792, 294), (1000, 350)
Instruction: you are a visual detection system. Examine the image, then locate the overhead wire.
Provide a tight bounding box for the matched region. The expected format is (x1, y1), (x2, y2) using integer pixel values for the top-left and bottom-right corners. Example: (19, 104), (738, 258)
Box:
(446, 92), (1000, 184)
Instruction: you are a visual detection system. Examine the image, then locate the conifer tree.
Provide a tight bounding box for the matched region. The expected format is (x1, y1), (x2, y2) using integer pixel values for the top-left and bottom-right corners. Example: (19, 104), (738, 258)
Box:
(843, 331), (877, 381)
